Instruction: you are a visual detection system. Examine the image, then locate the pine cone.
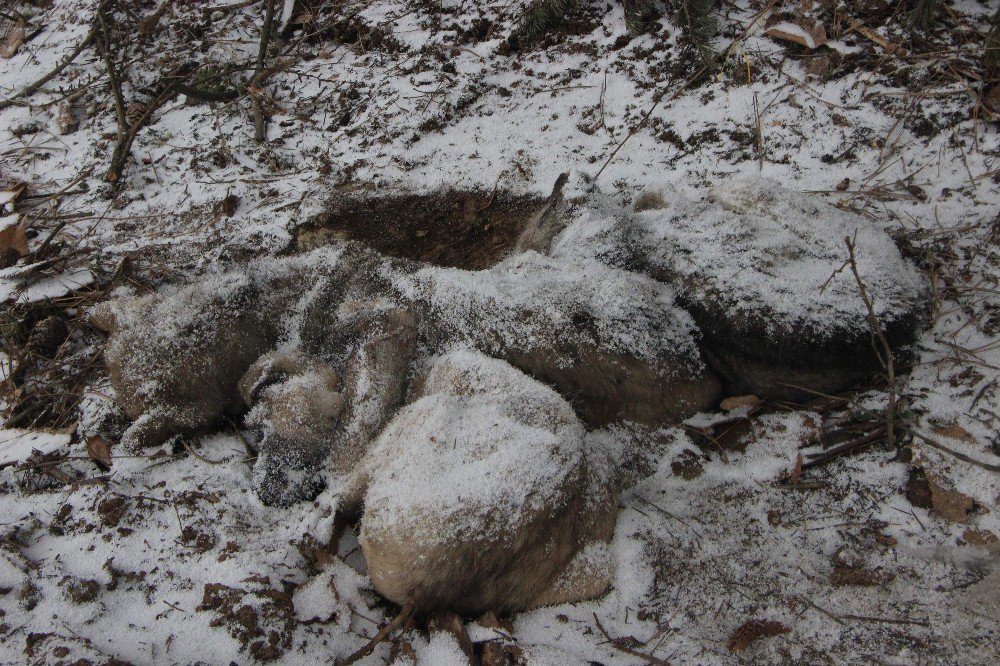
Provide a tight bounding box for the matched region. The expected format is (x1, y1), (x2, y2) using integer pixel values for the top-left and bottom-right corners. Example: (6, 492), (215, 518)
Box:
(55, 100), (78, 135)
(125, 102), (148, 128)
(25, 316), (69, 357)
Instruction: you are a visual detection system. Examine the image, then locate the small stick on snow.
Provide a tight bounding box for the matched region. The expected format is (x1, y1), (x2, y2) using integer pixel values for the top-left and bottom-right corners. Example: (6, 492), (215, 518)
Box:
(95, 2), (128, 151)
(340, 603), (415, 666)
(593, 613), (671, 666)
(844, 235), (896, 452)
(0, 28), (95, 111)
(594, 64), (709, 180)
(181, 437), (226, 465)
(778, 384), (1000, 473)
(840, 613), (930, 628)
(753, 92), (763, 171)
(251, 0), (277, 143)
(801, 424), (887, 470)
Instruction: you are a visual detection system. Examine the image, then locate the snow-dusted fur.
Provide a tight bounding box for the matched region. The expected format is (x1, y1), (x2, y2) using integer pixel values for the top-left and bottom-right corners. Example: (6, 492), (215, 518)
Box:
(352, 350), (617, 614)
(239, 351), (345, 507)
(95, 180), (926, 613)
(94, 264), (303, 449)
(555, 178), (928, 400)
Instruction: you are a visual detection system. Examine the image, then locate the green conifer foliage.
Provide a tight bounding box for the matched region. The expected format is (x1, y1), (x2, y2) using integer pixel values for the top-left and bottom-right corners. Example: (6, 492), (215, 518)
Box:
(624, 0), (659, 35)
(514, 0), (579, 43)
(910, 0), (939, 32)
(680, 0), (717, 68)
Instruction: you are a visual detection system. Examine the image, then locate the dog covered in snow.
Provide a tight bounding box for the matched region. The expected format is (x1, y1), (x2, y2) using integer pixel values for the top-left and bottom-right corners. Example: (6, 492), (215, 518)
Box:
(94, 179), (925, 614)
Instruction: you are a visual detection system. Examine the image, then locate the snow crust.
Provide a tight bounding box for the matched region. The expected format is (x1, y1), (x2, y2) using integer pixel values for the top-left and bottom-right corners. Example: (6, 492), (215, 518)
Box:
(0, 429), (71, 468)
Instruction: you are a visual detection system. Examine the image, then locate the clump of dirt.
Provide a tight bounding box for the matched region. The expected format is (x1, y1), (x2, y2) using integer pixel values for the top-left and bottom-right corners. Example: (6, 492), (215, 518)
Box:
(727, 619), (792, 653)
(60, 577), (101, 604)
(297, 188), (547, 270)
(24, 632), (129, 666)
(97, 496), (129, 528)
(198, 583), (295, 662)
(181, 526), (217, 553)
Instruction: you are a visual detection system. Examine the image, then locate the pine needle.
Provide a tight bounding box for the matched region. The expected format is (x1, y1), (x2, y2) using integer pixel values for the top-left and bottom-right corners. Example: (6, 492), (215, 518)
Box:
(514, 0), (579, 44)
(680, 0), (717, 69)
(909, 0), (939, 32)
(986, 6), (1000, 76)
(624, 0), (659, 35)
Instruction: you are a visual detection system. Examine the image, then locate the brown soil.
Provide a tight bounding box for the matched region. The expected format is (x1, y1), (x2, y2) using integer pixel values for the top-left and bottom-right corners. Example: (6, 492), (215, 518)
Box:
(296, 188), (546, 270)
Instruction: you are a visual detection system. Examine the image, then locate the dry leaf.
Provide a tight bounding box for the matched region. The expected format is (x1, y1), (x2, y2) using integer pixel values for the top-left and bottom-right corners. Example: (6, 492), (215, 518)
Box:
(962, 527), (998, 546)
(727, 619), (791, 653)
(789, 452), (804, 484)
(720, 394), (761, 411)
(830, 566), (895, 587)
(0, 16), (26, 59)
(848, 21), (905, 56)
(906, 467), (932, 509)
(478, 611), (515, 633)
(0, 214), (28, 257)
(56, 101), (79, 135)
(428, 611), (474, 662)
(0, 182), (27, 213)
(927, 473), (976, 523)
(765, 17), (827, 50)
(704, 416), (753, 453)
(983, 86), (1000, 115)
(86, 435), (113, 468)
(931, 422), (977, 446)
(139, 0), (174, 38)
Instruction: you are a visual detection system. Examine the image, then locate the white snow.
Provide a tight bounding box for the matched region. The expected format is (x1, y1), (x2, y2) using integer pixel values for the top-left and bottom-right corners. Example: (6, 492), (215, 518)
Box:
(0, 429), (71, 467)
(557, 177), (926, 336)
(0, 0), (997, 663)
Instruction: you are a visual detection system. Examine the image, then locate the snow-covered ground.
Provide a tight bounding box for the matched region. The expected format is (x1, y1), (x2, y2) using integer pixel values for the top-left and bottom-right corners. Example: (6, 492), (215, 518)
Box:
(1, 1), (998, 664)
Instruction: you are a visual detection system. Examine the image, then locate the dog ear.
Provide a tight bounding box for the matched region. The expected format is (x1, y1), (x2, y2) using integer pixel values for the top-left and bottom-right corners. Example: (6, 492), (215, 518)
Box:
(238, 353), (299, 406)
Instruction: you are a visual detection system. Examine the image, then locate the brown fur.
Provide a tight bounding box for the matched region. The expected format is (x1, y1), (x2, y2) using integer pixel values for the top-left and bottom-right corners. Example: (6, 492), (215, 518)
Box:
(354, 351), (618, 615)
(331, 305), (419, 487)
(512, 173), (569, 255)
(505, 343), (720, 427)
(100, 277), (286, 450)
(239, 352), (345, 506)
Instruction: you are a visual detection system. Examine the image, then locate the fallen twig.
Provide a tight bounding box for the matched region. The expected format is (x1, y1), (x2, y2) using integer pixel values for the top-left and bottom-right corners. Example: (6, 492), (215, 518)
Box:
(593, 613), (671, 665)
(594, 64), (709, 179)
(802, 425), (887, 470)
(251, 0), (277, 143)
(95, 1), (128, 154)
(340, 603), (415, 666)
(907, 428), (1000, 473)
(840, 613), (930, 627)
(0, 28), (94, 111)
(108, 79), (182, 183)
(845, 236), (896, 451)
(181, 437), (227, 465)
(779, 384), (1000, 473)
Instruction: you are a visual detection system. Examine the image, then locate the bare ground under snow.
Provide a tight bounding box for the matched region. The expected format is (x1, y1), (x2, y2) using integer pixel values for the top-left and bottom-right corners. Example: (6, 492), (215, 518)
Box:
(1, 1), (999, 664)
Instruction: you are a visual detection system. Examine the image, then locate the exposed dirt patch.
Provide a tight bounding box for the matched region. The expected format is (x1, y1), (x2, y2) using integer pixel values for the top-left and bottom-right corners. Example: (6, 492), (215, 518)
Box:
(198, 583), (295, 662)
(60, 577), (101, 604)
(297, 188), (547, 270)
